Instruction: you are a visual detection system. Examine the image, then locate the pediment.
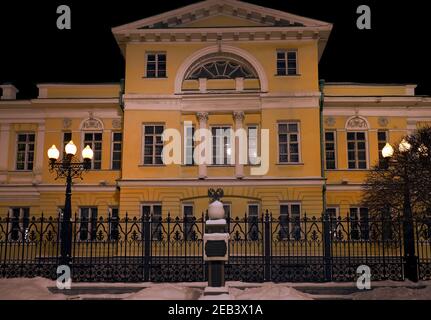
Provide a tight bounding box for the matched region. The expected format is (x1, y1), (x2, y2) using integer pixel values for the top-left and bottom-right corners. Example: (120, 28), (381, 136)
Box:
(112, 0), (330, 32)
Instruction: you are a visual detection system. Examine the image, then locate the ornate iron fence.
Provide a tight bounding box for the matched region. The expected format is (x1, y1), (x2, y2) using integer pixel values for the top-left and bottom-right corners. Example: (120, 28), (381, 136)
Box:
(0, 211), (430, 282)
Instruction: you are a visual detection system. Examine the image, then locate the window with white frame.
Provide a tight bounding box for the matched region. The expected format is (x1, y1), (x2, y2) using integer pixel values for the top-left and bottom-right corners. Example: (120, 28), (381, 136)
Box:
(378, 130), (389, 169)
(62, 131), (72, 159)
(142, 204), (162, 240)
(248, 126), (258, 165)
(278, 122), (300, 163)
(347, 131), (367, 169)
(146, 52), (166, 78)
(16, 133), (35, 171)
(276, 50), (297, 76)
(111, 132), (122, 170)
(325, 131), (337, 169)
(326, 207), (339, 239)
(279, 203), (301, 240)
(184, 125), (195, 166)
(248, 204), (259, 240)
(211, 126), (232, 165)
(143, 124), (164, 165)
(183, 204), (194, 240)
(83, 132), (102, 170)
(79, 207), (98, 241)
(349, 207), (369, 240)
(10, 207), (30, 241)
(109, 207), (119, 240)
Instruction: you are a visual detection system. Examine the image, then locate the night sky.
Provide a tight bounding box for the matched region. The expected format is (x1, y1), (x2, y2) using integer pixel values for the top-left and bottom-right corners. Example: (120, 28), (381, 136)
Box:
(0, 0), (430, 98)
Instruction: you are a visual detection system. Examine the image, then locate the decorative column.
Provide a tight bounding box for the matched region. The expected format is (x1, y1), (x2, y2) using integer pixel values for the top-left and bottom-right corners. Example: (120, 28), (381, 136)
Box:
(0, 123), (10, 183)
(196, 112), (209, 179)
(34, 123), (45, 183)
(233, 111), (245, 179)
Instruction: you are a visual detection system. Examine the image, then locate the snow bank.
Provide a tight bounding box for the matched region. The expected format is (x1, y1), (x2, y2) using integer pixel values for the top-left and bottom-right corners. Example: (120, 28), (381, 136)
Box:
(352, 286), (431, 300)
(126, 284), (202, 300)
(0, 277), (65, 300)
(229, 284), (313, 300)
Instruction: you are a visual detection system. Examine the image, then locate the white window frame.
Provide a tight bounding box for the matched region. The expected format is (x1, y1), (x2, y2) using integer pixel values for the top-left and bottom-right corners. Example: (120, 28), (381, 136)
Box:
(277, 121), (301, 164)
(78, 207), (98, 241)
(61, 131), (72, 159)
(142, 124), (165, 165)
(276, 49), (298, 76)
(324, 130), (337, 170)
(111, 131), (122, 170)
(349, 207), (370, 241)
(145, 52), (167, 78)
(183, 123), (195, 166)
(15, 132), (35, 171)
(346, 131), (369, 170)
(142, 203), (163, 240)
(279, 202), (302, 240)
(82, 131), (103, 170)
(377, 130), (389, 168)
(209, 125), (234, 166)
(247, 125), (259, 165)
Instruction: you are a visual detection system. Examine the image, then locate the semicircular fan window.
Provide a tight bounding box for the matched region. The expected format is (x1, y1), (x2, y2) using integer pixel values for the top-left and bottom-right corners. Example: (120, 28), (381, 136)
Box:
(187, 60), (256, 80)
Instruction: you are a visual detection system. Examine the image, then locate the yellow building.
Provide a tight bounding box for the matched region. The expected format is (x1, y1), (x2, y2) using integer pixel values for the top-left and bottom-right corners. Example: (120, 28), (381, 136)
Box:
(1, 0), (431, 228)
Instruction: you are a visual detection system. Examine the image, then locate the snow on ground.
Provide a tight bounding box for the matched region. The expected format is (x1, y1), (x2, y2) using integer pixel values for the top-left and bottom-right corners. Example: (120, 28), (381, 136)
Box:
(352, 286), (431, 300)
(1, 277), (431, 300)
(0, 277), (65, 300)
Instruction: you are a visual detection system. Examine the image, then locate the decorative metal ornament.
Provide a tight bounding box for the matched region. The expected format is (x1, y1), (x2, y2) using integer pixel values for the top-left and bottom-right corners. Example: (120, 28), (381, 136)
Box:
(346, 116), (368, 130)
(208, 188), (224, 202)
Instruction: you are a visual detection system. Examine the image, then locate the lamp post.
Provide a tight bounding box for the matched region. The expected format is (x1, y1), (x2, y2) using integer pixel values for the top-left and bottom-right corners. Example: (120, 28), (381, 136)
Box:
(382, 140), (418, 282)
(47, 141), (93, 266)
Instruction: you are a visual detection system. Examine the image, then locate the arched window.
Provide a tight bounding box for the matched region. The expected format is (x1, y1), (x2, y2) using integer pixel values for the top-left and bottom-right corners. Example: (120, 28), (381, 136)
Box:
(182, 53), (260, 92)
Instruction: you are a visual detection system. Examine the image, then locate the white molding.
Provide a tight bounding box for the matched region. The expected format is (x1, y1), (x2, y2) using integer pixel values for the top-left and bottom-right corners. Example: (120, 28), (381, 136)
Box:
(174, 44), (269, 93)
(117, 177), (324, 187)
(326, 184), (365, 191)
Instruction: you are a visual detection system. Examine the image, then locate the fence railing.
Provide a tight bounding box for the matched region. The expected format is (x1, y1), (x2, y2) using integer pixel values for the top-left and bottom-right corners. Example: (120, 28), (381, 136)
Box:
(0, 211), (430, 282)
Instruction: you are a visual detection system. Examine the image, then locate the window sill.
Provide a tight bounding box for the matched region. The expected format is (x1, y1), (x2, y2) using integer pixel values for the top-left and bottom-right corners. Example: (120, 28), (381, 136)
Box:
(142, 76), (168, 79)
(276, 162), (304, 166)
(139, 164), (166, 167)
(208, 165), (235, 168)
(325, 169), (370, 172)
(275, 74), (301, 77)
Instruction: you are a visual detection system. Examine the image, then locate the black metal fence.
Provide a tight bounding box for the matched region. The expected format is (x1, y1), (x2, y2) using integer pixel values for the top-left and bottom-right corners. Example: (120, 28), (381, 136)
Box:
(0, 211), (430, 282)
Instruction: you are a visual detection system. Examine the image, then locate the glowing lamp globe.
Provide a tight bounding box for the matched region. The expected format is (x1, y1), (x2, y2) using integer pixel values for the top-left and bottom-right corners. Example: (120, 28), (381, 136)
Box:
(47, 145), (60, 161)
(82, 145), (94, 160)
(65, 140), (77, 156)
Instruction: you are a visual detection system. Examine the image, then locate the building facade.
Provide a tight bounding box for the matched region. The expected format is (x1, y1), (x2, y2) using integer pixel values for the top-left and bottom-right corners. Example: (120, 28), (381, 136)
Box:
(1, 0), (431, 226)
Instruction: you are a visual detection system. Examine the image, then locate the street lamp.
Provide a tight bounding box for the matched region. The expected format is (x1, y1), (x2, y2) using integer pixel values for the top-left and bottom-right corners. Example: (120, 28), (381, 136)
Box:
(47, 141), (93, 266)
(382, 139), (418, 282)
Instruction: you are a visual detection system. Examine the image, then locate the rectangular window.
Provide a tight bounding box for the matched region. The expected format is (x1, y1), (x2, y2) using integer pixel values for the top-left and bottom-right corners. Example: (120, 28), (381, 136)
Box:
(325, 131), (337, 169)
(142, 204), (162, 240)
(347, 131), (367, 169)
(278, 122), (300, 163)
(62, 132), (72, 159)
(110, 207), (119, 241)
(279, 203), (301, 240)
(79, 207), (98, 241)
(16, 133), (35, 171)
(349, 207), (369, 240)
(184, 125), (195, 165)
(146, 52), (166, 78)
(248, 126), (258, 165)
(143, 124), (164, 165)
(326, 207), (339, 238)
(211, 126), (232, 165)
(83, 132), (102, 170)
(10, 207), (30, 241)
(248, 204), (259, 241)
(183, 204), (194, 240)
(378, 130), (389, 169)
(277, 50), (297, 76)
(111, 132), (122, 170)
